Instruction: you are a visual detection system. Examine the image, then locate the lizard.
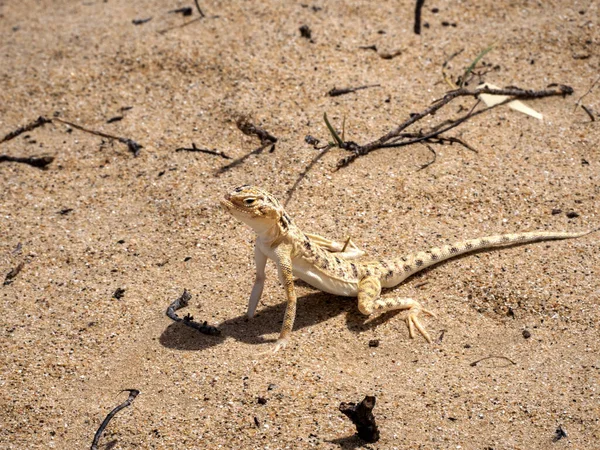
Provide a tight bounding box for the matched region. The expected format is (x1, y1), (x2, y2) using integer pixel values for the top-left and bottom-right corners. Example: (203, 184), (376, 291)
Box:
(221, 185), (595, 352)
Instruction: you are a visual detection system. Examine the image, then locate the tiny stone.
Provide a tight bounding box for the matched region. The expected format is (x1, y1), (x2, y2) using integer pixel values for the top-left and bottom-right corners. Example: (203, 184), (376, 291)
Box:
(299, 25), (312, 39)
(113, 288), (125, 299)
(267, 383), (277, 391)
(257, 397), (267, 405)
(522, 330), (531, 339)
(368, 339), (380, 348)
(566, 211), (579, 218)
(551, 209), (562, 215)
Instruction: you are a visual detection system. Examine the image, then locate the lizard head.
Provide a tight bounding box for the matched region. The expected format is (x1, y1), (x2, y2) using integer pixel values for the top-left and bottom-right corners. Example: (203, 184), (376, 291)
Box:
(221, 185), (288, 234)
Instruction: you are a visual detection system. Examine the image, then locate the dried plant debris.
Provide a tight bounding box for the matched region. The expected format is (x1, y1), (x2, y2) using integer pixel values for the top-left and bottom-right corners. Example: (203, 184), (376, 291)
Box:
(0, 116), (143, 156)
(216, 116), (277, 174)
(327, 84), (380, 97)
(0, 154), (54, 168)
(169, 7), (193, 16)
(176, 142), (231, 159)
(318, 84), (572, 170)
(3, 262), (24, 286)
(90, 389), (140, 450)
(166, 289), (220, 335)
(339, 396), (380, 443)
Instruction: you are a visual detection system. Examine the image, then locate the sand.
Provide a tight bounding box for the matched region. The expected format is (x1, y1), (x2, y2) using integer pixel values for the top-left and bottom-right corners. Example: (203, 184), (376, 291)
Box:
(1, 0), (599, 448)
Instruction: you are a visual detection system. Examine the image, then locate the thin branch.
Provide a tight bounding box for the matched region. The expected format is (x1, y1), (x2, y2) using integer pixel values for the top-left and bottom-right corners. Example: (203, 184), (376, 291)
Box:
(574, 74), (600, 109)
(176, 142), (231, 159)
(328, 84), (572, 169)
(216, 117), (277, 174)
(0, 116), (52, 144)
(284, 147), (331, 206)
(166, 289), (220, 335)
(470, 355), (516, 367)
(413, 0), (425, 35)
(0, 154), (54, 168)
(53, 117), (143, 156)
(416, 144), (436, 171)
(327, 84), (380, 97)
(193, 0), (205, 17)
(90, 389), (140, 450)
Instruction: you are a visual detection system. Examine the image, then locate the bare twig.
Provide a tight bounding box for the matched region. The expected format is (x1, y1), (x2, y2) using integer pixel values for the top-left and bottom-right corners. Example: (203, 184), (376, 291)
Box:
(339, 396), (380, 443)
(53, 117), (143, 156)
(470, 355), (516, 367)
(166, 289), (220, 335)
(176, 142), (231, 159)
(193, 0), (205, 17)
(325, 84), (572, 170)
(413, 0), (426, 35)
(284, 147), (331, 206)
(327, 84), (380, 97)
(581, 104), (596, 122)
(3, 262), (24, 286)
(216, 117), (277, 174)
(0, 154), (54, 168)
(417, 144), (436, 171)
(90, 389), (140, 450)
(0, 116), (51, 144)
(574, 74), (600, 109)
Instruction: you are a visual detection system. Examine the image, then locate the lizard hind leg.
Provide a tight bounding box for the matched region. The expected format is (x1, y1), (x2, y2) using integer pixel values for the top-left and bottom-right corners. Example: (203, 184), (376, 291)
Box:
(357, 276), (436, 343)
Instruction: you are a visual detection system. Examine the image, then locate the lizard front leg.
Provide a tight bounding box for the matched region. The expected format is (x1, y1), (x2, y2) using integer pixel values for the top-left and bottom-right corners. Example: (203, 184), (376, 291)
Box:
(357, 276), (436, 343)
(247, 243), (268, 319)
(272, 245), (297, 352)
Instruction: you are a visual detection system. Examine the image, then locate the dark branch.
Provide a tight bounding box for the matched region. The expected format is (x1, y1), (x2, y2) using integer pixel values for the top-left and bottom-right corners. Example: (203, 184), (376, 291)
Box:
(3, 262), (24, 285)
(414, 0), (426, 34)
(327, 84), (572, 169)
(327, 84), (380, 97)
(176, 142), (231, 159)
(90, 389), (140, 450)
(166, 289), (220, 335)
(0, 116), (52, 144)
(0, 154), (54, 168)
(339, 396), (380, 443)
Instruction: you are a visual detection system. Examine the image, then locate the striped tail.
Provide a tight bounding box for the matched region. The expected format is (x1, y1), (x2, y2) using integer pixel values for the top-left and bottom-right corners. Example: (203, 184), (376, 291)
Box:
(383, 230), (594, 288)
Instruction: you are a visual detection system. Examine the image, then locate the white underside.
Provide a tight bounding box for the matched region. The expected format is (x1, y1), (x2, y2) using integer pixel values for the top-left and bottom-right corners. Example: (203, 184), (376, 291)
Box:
(257, 239), (358, 297)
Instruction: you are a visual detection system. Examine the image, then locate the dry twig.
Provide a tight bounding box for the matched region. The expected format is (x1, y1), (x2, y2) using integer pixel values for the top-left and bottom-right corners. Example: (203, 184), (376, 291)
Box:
(166, 289), (220, 335)
(321, 84), (572, 170)
(90, 389), (139, 450)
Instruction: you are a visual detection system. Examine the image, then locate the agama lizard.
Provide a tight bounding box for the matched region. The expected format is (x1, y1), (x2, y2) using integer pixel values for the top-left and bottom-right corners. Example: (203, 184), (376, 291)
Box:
(221, 185), (594, 352)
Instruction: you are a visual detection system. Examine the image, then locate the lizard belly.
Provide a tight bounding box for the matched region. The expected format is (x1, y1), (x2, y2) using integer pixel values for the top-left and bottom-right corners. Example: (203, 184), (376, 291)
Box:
(291, 257), (358, 297)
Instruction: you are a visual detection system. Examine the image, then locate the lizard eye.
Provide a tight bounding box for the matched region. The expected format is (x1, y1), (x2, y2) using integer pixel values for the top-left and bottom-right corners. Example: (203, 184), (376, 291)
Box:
(244, 198), (256, 205)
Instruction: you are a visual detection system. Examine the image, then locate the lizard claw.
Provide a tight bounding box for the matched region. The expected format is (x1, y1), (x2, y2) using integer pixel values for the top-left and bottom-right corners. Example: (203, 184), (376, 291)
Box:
(258, 338), (289, 356)
(406, 309), (434, 343)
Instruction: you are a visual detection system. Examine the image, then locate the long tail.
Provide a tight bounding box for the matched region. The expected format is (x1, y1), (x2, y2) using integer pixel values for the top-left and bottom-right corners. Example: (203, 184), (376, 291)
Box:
(384, 230), (595, 287)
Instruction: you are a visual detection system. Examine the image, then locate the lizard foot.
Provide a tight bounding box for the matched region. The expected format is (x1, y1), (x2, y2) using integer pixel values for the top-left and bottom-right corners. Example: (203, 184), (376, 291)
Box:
(405, 308), (436, 343)
(259, 338), (289, 356)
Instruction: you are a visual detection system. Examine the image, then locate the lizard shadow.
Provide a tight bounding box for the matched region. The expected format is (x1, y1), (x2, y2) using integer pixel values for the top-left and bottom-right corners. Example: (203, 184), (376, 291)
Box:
(159, 287), (400, 352)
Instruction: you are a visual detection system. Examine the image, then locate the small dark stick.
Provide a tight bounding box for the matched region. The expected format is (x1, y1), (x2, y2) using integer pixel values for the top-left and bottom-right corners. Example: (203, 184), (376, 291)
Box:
(470, 355), (516, 367)
(166, 289), (220, 335)
(53, 117), (143, 156)
(414, 0), (426, 34)
(193, 0), (205, 17)
(328, 84), (380, 97)
(175, 142), (231, 159)
(3, 262), (24, 286)
(339, 396), (380, 443)
(0, 154), (54, 168)
(90, 389), (140, 450)
(0, 116), (52, 144)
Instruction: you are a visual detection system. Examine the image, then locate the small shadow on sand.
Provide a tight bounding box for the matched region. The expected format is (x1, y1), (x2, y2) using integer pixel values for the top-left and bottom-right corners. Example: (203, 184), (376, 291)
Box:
(159, 288), (402, 352)
(328, 435), (369, 449)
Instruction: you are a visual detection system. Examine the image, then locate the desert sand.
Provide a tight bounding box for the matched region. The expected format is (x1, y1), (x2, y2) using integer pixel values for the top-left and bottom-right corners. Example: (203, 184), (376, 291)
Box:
(1, 1), (599, 448)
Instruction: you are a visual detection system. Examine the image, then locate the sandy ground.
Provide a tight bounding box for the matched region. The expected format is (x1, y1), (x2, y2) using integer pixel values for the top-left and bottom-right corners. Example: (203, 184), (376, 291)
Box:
(1, 0), (599, 448)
